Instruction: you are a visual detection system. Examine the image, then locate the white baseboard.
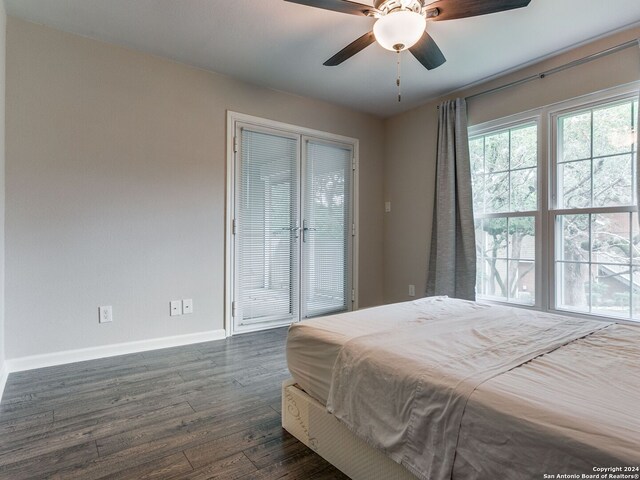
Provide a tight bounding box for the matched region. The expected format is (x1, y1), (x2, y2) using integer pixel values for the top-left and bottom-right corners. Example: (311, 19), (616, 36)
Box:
(4, 329), (227, 375)
(0, 364), (8, 404)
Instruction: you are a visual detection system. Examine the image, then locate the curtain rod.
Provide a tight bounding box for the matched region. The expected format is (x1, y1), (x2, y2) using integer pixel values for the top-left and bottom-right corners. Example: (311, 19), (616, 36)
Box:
(437, 38), (639, 108)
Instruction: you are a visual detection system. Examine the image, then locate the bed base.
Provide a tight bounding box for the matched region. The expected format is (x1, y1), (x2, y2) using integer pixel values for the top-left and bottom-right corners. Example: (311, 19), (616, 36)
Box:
(281, 379), (417, 480)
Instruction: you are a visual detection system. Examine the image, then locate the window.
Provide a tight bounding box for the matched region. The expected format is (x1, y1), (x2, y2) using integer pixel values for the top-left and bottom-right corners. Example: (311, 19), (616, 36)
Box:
(470, 122), (538, 305)
(470, 87), (640, 323)
(553, 96), (639, 321)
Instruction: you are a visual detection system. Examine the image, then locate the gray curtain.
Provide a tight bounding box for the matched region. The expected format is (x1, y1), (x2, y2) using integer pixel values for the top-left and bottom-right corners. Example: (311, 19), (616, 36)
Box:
(426, 98), (476, 300)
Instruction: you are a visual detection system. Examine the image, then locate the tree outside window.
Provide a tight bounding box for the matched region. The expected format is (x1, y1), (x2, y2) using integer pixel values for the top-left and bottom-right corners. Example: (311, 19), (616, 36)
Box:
(471, 123), (537, 305)
(555, 98), (639, 320)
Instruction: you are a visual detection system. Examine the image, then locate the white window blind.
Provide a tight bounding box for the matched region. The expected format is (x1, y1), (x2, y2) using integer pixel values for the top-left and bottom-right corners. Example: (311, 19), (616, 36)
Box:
(302, 140), (352, 318)
(236, 128), (299, 326)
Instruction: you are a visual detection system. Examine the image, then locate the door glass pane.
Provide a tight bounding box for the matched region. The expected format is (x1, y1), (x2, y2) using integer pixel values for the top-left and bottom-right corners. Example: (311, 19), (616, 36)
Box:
(236, 128), (298, 327)
(303, 141), (351, 318)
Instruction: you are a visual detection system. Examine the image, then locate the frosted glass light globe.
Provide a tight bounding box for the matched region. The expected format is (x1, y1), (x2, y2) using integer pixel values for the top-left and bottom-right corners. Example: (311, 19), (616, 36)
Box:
(373, 10), (426, 52)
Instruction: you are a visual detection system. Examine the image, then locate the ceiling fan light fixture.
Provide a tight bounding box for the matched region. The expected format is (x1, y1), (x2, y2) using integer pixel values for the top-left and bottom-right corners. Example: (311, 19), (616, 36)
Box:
(373, 10), (426, 52)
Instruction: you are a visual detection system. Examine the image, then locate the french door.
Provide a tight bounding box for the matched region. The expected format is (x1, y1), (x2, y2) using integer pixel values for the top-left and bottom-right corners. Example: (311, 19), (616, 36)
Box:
(231, 119), (355, 333)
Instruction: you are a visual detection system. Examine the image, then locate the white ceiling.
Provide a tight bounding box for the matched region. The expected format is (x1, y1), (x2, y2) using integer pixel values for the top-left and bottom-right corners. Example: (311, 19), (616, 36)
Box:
(5, 0), (640, 117)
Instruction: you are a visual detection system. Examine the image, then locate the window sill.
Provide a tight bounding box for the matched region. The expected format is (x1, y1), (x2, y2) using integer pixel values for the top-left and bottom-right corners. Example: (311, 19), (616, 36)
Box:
(476, 298), (640, 327)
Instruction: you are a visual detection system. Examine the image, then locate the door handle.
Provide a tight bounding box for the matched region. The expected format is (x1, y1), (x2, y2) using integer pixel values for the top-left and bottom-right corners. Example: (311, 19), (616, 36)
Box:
(281, 226), (300, 238)
(302, 220), (316, 243)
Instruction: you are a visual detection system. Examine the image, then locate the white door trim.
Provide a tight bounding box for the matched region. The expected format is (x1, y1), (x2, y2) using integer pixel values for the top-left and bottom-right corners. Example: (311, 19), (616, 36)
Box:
(225, 111), (360, 336)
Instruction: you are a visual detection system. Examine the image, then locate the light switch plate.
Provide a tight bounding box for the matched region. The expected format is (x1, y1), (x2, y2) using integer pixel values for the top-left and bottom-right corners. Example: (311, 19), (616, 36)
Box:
(385, 201), (391, 213)
(182, 299), (193, 315)
(170, 300), (182, 316)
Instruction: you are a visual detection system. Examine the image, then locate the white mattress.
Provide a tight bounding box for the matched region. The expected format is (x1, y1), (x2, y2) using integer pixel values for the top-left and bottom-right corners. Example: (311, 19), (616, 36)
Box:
(286, 296), (486, 404)
(286, 296), (640, 478)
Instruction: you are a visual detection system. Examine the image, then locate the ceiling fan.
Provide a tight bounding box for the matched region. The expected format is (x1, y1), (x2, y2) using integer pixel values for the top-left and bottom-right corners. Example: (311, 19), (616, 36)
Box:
(284, 0), (532, 70)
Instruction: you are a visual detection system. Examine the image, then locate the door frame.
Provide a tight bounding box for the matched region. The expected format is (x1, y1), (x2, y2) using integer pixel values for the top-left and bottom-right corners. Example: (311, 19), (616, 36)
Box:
(225, 111), (360, 337)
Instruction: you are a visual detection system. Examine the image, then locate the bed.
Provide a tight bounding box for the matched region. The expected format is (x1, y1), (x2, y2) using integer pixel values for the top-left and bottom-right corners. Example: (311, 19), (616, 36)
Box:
(283, 296), (640, 480)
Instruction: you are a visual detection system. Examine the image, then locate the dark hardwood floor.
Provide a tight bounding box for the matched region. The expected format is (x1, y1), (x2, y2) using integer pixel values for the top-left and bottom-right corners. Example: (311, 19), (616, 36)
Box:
(0, 327), (349, 479)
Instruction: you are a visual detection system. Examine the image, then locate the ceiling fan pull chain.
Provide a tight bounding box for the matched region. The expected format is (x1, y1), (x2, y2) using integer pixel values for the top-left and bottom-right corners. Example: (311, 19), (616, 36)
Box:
(397, 50), (402, 102)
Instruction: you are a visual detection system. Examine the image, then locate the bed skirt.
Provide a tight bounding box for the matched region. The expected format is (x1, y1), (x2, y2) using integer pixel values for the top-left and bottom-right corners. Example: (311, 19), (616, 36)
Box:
(281, 379), (417, 480)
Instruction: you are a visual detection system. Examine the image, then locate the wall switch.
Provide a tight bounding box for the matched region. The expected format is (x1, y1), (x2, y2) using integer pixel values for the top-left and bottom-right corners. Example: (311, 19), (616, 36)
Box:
(170, 300), (182, 316)
(408, 285), (416, 297)
(385, 201), (391, 213)
(182, 299), (193, 315)
(99, 306), (113, 324)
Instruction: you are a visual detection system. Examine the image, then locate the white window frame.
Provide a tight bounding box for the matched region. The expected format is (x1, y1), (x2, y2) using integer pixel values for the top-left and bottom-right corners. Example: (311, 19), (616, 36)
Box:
(470, 81), (640, 325)
(548, 88), (639, 323)
(225, 111), (360, 337)
(470, 114), (543, 309)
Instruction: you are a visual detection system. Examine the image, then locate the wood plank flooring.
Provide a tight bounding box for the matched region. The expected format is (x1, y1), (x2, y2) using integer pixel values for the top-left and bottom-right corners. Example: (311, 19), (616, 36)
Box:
(0, 328), (349, 479)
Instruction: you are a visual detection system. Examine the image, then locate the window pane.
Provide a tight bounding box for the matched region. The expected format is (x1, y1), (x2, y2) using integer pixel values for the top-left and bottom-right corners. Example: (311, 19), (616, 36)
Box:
(510, 125), (537, 169)
(559, 160), (591, 208)
(483, 217), (508, 258)
(633, 266), (640, 318)
(592, 213), (631, 265)
(632, 213), (640, 266)
(509, 260), (535, 304)
(558, 214), (589, 262)
(486, 172), (509, 213)
(475, 219), (485, 259)
(485, 131), (509, 172)
(510, 168), (536, 211)
(592, 264), (631, 319)
(471, 173), (485, 214)
(635, 100), (639, 152)
(476, 257), (486, 297)
(557, 262), (589, 312)
(559, 111), (591, 162)
(509, 216), (535, 260)
(593, 154), (632, 207)
(593, 102), (634, 157)
(470, 137), (484, 174)
(473, 122), (538, 306)
(481, 258), (508, 300)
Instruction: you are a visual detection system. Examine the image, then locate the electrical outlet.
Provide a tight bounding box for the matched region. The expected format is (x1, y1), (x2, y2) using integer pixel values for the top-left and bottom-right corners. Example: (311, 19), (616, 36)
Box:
(170, 300), (182, 316)
(182, 299), (193, 315)
(408, 285), (416, 297)
(385, 201), (391, 213)
(99, 306), (113, 324)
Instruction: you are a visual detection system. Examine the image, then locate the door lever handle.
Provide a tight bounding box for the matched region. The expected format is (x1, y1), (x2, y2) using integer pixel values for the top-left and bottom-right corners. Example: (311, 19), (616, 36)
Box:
(281, 226), (300, 238)
(302, 220), (316, 243)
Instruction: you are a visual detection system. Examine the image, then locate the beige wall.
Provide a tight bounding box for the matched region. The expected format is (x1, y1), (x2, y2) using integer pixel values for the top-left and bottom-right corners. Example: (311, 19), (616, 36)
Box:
(5, 18), (385, 359)
(383, 26), (640, 304)
(0, 1), (6, 372)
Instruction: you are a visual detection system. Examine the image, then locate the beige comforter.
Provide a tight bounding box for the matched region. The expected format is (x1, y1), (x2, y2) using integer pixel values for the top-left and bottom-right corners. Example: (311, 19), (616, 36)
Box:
(324, 300), (640, 480)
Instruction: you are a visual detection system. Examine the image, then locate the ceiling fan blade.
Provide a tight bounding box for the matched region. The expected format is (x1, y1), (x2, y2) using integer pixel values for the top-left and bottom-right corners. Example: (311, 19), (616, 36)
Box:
(428, 0), (531, 21)
(409, 32), (446, 70)
(284, 0), (371, 16)
(324, 31), (376, 66)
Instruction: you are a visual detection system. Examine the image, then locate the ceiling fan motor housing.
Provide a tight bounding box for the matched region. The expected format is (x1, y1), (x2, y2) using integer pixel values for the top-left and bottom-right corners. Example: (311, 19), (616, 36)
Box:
(373, 0), (425, 14)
